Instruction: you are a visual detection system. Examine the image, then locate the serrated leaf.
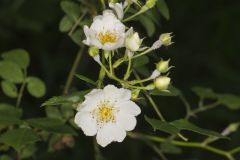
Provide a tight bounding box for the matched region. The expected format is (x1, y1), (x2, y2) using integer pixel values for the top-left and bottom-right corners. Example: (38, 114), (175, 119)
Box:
(192, 86), (216, 99)
(59, 15), (74, 32)
(133, 55), (149, 68)
(138, 15), (156, 37)
(217, 94), (240, 110)
(0, 128), (39, 152)
(160, 142), (182, 154)
(42, 90), (89, 107)
(145, 116), (179, 135)
(60, 1), (81, 21)
(150, 85), (181, 96)
(75, 74), (97, 86)
(26, 118), (77, 135)
(26, 77), (46, 98)
(1, 81), (18, 98)
(157, 0), (170, 20)
(0, 61), (24, 83)
(1, 49), (30, 69)
(145, 116), (226, 139)
(171, 119), (226, 138)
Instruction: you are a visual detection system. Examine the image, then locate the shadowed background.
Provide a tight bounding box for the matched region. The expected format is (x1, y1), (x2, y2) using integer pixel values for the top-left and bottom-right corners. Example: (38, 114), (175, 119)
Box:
(0, 0), (240, 159)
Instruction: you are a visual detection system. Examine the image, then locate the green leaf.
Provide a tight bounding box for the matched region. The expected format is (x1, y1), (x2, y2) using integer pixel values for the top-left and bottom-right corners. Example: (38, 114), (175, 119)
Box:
(135, 66), (151, 77)
(75, 74), (97, 86)
(26, 77), (46, 98)
(171, 119), (226, 138)
(42, 90), (88, 107)
(157, 0), (170, 20)
(217, 94), (240, 110)
(160, 142), (182, 154)
(0, 61), (24, 83)
(1, 81), (18, 98)
(150, 85), (181, 96)
(133, 55), (149, 68)
(138, 15), (156, 37)
(192, 86), (216, 99)
(60, 1), (81, 21)
(0, 103), (22, 126)
(26, 118), (77, 135)
(70, 29), (83, 45)
(145, 116), (226, 138)
(1, 49), (30, 69)
(0, 128), (39, 151)
(59, 15), (74, 32)
(145, 116), (180, 135)
(0, 103), (22, 118)
(19, 144), (37, 159)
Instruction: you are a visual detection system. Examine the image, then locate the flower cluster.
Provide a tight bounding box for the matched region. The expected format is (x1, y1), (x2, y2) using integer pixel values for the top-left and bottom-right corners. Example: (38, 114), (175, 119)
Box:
(74, 1), (174, 147)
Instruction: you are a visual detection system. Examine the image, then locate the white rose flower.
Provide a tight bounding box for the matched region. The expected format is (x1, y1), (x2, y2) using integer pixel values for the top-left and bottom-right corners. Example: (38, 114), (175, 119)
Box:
(74, 85), (141, 147)
(83, 10), (126, 51)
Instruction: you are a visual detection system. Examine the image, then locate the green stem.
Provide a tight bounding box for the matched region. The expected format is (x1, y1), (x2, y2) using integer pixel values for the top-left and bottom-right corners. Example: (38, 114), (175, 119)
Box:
(123, 6), (148, 22)
(230, 147), (240, 155)
(109, 54), (113, 75)
(124, 57), (132, 80)
(133, 71), (166, 121)
(188, 101), (220, 118)
(68, 11), (87, 36)
(129, 77), (152, 85)
(16, 70), (27, 107)
(129, 132), (236, 160)
(63, 46), (85, 95)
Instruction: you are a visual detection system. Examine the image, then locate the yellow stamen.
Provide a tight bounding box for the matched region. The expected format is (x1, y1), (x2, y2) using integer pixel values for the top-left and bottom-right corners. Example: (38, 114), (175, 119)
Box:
(98, 32), (117, 44)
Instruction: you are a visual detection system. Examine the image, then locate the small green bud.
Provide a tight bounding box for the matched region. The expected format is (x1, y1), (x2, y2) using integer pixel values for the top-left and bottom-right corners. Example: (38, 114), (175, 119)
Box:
(146, 83), (155, 90)
(131, 89), (140, 100)
(104, 50), (111, 59)
(88, 46), (99, 57)
(145, 0), (157, 8)
(159, 33), (173, 46)
(154, 76), (171, 90)
(125, 32), (142, 52)
(156, 59), (170, 73)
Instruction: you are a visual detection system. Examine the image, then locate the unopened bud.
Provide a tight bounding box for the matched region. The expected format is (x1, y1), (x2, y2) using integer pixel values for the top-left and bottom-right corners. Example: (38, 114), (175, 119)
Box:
(156, 59), (170, 73)
(159, 33), (173, 46)
(145, 0), (157, 8)
(125, 32), (142, 52)
(89, 46), (99, 57)
(154, 76), (171, 90)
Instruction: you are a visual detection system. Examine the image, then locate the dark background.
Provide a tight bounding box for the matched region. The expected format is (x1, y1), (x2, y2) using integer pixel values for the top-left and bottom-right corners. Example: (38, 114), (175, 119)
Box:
(0, 0), (240, 159)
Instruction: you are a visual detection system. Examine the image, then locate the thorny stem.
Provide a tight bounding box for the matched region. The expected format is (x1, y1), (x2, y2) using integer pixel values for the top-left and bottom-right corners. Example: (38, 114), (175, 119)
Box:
(129, 132), (237, 160)
(63, 46), (85, 95)
(16, 69), (27, 107)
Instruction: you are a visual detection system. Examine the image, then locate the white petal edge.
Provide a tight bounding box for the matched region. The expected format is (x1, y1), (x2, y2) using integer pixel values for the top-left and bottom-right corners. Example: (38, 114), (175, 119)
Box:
(117, 111), (137, 131)
(74, 111), (97, 136)
(117, 100), (141, 116)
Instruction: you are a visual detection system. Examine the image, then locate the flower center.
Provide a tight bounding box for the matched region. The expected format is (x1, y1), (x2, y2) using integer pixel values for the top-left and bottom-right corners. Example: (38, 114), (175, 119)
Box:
(98, 32), (118, 44)
(92, 101), (117, 125)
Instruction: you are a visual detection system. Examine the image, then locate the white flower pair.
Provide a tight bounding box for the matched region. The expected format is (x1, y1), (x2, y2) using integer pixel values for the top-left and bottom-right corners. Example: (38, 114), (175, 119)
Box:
(74, 85), (141, 147)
